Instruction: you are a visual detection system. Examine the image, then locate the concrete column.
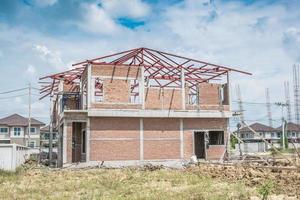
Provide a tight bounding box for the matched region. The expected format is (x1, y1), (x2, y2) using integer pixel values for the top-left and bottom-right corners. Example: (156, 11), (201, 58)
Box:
(180, 118), (184, 159)
(62, 120), (67, 164)
(227, 72), (231, 110)
(140, 66), (145, 109)
(86, 118), (91, 162)
(139, 118), (144, 161)
(87, 64), (92, 109)
(181, 67), (186, 110)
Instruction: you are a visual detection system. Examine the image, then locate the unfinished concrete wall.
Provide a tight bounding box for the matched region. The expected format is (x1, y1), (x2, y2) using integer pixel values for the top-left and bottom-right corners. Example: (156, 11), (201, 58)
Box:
(143, 118), (180, 160)
(90, 117), (140, 161)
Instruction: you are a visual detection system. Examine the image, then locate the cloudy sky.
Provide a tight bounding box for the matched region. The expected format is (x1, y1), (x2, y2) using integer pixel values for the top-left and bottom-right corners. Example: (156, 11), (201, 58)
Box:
(0, 0), (299, 128)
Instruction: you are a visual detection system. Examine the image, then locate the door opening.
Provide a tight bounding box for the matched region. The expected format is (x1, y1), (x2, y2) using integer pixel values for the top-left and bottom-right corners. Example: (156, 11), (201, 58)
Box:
(194, 131), (206, 159)
(81, 129), (86, 162)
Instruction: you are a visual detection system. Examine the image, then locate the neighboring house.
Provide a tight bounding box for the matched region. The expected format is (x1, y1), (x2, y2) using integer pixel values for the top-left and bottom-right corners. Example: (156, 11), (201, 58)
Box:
(0, 114), (45, 148)
(276, 122), (300, 145)
(40, 48), (250, 167)
(239, 122), (279, 143)
(238, 122), (300, 152)
(40, 125), (58, 152)
(238, 123), (278, 152)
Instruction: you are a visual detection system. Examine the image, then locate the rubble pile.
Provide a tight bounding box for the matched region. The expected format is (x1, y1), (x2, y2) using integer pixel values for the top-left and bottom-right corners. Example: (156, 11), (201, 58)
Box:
(188, 163), (300, 197)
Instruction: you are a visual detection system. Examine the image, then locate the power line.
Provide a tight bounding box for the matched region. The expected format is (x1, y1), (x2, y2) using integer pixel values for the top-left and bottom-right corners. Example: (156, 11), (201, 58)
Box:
(0, 94), (28, 100)
(0, 87), (28, 95)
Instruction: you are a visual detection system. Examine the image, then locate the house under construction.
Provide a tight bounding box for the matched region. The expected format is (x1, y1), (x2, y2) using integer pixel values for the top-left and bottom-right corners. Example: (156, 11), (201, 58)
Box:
(40, 47), (250, 167)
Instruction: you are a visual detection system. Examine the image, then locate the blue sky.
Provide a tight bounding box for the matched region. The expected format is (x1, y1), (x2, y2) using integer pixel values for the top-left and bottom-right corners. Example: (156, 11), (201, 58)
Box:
(0, 0), (300, 127)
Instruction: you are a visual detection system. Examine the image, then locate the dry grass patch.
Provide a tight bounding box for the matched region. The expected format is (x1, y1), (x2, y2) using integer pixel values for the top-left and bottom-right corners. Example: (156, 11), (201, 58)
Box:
(0, 166), (256, 200)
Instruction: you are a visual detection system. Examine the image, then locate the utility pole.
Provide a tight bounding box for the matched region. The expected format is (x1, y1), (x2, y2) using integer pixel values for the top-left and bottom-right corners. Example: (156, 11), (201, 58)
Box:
(49, 97), (53, 166)
(235, 84), (244, 125)
(237, 123), (242, 157)
(275, 102), (288, 150)
(28, 83), (31, 147)
(265, 88), (273, 127)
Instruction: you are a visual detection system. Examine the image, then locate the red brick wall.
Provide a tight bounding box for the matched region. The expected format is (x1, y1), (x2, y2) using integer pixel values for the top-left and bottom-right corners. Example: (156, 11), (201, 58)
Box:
(91, 103), (142, 109)
(183, 118), (228, 160)
(103, 79), (130, 103)
(185, 82), (230, 111)
(199, 83), (220, 105)
(143, 118), (181, 160)
(145, 88), (182, 110)
(92, 64), (140, 78)
(90, 140), (140, 161)
(65, 117), (228, 163)
(206, 145), (226, 160)
(144, 140), (180, 160)
(90, 117), (140, 161)
(145, 88), (162, 110)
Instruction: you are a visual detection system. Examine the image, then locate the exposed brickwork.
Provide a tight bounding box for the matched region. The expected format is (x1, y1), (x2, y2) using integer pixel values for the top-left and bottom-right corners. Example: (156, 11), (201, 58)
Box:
(163, 89), (182, 110)
(144, 140), (180, 160)
(103, 79), (130, 103)
(206, 145), (226, 160)
(145, 88), (182, 110)
(90, 117), (140, 161)
(91, 103), (142, 109)
(92, 64), (140, 78)
(183, 130), (193, 159)
(184, 118), (228, 130)
(91, 140), (140, 161)
(144, 118), (180, 138)
(199, 83), (220, 105)
(145, 87), (162, 109)
(90, 118), (139, 139)
(183, 118), (228, 160)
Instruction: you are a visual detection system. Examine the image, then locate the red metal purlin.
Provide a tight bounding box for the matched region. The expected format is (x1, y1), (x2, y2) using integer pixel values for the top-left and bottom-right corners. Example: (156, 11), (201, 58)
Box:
(39, 47), (251, 99)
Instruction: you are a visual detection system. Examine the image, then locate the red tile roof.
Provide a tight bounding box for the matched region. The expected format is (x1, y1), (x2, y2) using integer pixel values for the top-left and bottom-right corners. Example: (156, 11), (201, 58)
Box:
(0, 114), (45, 126)
(276, 122), (300, 132)
(239, 122), (275, 132)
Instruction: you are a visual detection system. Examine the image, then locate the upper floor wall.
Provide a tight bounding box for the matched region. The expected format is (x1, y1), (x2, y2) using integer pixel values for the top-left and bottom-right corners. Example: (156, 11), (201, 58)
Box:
(59, 64), (230, 113)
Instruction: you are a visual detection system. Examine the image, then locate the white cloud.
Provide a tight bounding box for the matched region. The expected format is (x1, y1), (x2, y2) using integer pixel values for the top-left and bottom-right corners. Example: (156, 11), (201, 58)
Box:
(77, 0), (150, 34)
(26, 65), (36, 76)
(78, 3), (120, 35)
(282, 28), (300, 62)
(33, 44), (64, 70)
(33, 0), (57, 7)
(1, 0), (300, 126)
(101, 0), (150, 19)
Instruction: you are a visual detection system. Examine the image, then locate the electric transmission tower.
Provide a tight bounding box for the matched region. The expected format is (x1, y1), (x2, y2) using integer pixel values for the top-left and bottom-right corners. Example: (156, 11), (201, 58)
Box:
(284, 81), (292, 122)
(293, 64), (300, 124)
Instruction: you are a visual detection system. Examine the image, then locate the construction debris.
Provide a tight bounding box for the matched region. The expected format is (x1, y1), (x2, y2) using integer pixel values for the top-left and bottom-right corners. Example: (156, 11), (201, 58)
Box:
(187, 163), (300, 197)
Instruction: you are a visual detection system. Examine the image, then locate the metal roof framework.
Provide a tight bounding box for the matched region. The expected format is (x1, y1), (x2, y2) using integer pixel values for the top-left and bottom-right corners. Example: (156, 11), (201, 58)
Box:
(39, 47), (251, 99)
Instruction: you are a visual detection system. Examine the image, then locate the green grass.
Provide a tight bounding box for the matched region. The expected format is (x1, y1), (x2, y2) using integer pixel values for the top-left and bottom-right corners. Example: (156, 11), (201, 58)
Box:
(0, 166), (256, 200)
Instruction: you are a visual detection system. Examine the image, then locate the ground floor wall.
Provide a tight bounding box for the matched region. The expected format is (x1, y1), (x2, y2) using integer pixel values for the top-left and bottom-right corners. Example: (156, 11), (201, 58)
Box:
(63, 117), (229, 164)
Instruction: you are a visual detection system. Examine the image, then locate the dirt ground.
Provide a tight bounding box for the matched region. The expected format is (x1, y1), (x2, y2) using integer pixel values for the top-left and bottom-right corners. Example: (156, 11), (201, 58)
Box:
(188, 163), (300, 197)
